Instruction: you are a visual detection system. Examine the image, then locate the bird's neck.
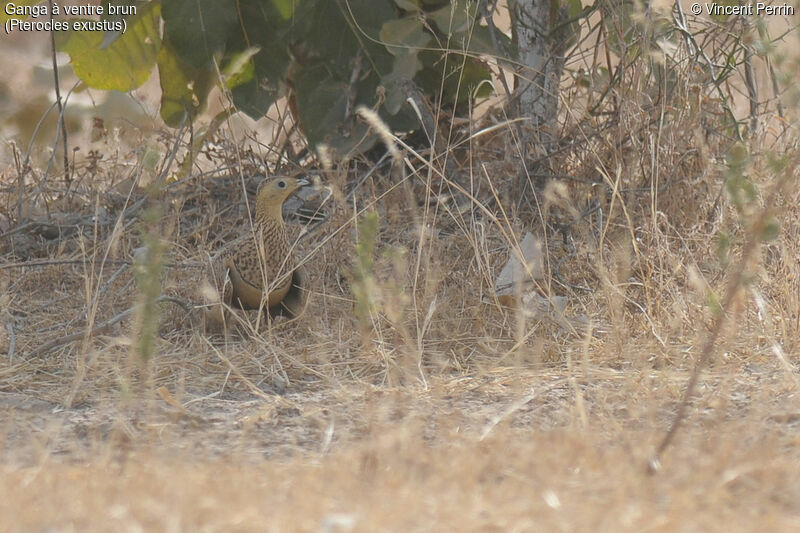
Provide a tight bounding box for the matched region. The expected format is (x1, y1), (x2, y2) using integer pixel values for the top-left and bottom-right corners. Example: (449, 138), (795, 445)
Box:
(256, 205), (284, 226)
(255, 209), (289, 244)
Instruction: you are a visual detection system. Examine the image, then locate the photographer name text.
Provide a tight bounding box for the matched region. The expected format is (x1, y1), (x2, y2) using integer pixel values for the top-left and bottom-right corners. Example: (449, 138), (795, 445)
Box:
(690, 2), (794, 16)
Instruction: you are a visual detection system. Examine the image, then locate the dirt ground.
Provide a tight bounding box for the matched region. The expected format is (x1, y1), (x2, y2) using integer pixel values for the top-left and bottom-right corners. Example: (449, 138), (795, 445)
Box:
(1, 360), (799, 531)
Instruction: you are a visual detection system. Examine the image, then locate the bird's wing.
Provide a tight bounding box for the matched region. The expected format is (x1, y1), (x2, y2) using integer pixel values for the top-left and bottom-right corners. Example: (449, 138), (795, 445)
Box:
(225, 256), (265, 310)
(271, 266), (307, 318)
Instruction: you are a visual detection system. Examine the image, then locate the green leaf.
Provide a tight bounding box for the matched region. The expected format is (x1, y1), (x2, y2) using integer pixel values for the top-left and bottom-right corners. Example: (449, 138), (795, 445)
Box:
(428, 0), (478, 36)
(380, 17), (431, 56)
(766, 153), (789, 174)
(716, 231), (731, 267)
(417, 52), (492, 105)
(294, 61), (376, 155)
(761, 220), (780, 242)
(288, 0), (420, 153)
(706, 290), (722, 317)
(383, 53), (423, 114)
(270, 0), (297, 19)
(453, 58), (493, 99)
(558, 0), (585, 52)
(726, 142), (750, 173)
(56, 2), (161, 92)
(393, 0), (421, 11)
(304, 0), (395, 74)
(451, 23), (512, 56)
(0, 0), (42, 22)
(101, 0), (145, 48)
(605, 1), (637, 59)
(157, 37), (215, 127)
(227, 1), (296, 118)
(222, 46), (261, 89)
(231, 78), (278, 119)
(162, 0), (238, 68)
(567, 0), (584, 18)
(356, 211), (379, 275)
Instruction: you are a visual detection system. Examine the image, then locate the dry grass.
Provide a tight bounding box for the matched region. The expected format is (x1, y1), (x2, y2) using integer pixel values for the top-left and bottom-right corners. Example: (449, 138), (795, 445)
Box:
(2, 366), (800, 531)
(2, 5), (800, 532)
(2, 367), (799, 531)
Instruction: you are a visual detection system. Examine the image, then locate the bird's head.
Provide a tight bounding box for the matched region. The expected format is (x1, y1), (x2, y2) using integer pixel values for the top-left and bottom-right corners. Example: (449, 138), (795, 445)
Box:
(255, 176), (309, 221)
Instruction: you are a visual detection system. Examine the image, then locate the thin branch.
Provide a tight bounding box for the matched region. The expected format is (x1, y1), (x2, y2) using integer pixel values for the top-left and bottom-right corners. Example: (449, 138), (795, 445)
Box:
(0, 258), (203, 271)
(5, 320), (15, 361)
(48, 0), (70, 186)
(28, 295), (192, 358)
(743, 41), (758, 134)
(672, 2), (744, 142)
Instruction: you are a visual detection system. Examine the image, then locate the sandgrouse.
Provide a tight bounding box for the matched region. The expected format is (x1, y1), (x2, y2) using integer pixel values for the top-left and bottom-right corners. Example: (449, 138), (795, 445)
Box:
(204, 176), (309, 327)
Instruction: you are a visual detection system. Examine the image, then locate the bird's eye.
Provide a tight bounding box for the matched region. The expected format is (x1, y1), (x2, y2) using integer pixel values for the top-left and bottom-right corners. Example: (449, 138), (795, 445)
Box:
(277, 180), (287, 189)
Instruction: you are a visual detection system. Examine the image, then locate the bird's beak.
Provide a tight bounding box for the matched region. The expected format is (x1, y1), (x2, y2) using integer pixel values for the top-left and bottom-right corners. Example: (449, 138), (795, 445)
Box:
(296, 178), (310, 187)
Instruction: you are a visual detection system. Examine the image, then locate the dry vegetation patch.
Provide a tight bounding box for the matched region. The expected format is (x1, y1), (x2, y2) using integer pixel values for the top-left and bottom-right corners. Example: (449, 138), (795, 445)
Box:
(2, 370), (799, 531)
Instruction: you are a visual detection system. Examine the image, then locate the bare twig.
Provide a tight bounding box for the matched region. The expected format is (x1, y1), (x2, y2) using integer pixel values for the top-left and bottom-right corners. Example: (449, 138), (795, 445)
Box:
(157, 113), (189, 184)
(5, 319), (15, 361)
(48, 0), (70, 187)
(202, 337), (297, 405)
(0, 257), (205, 271)
(28, 295), (192, 358)
(0, 258), (134, 270)
(345, 151), (392, 202)
(478, 0), (513, 104)
(765, 54), (786, 126)
(743, 40), (758, 134)
(13, 142), (25, 224)
(672, 2), (745, 142)
(480, 386), (536, 440)
(74, 263), (130, 324)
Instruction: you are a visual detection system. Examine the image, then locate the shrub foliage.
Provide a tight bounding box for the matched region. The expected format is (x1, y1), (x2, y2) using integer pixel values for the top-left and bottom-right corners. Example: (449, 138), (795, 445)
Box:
(55, 0), (504, 155)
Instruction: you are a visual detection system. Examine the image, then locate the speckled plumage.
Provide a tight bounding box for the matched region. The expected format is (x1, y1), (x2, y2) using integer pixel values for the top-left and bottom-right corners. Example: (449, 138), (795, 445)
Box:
(205, 177), (308, 326)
